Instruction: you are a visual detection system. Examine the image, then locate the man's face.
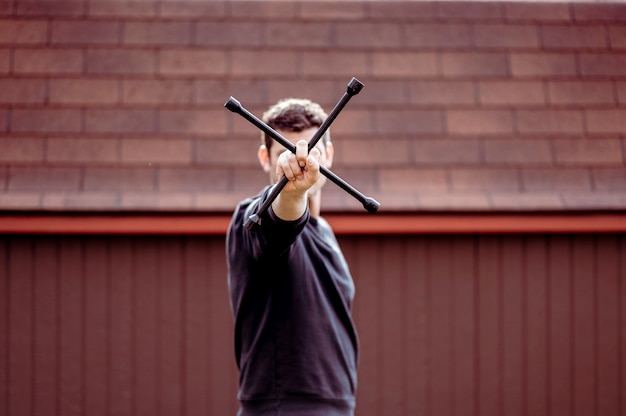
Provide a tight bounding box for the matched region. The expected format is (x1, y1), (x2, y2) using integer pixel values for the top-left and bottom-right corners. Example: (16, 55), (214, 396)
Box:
(259, 127), (334, 196)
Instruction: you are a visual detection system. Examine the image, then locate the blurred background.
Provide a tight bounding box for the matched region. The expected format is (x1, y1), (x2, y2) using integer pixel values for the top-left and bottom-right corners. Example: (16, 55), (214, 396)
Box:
(1, 0), (625, 415)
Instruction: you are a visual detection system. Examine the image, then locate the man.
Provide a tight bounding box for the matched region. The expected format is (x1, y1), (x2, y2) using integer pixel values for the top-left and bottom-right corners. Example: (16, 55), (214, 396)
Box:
(226, 98), (359, 416)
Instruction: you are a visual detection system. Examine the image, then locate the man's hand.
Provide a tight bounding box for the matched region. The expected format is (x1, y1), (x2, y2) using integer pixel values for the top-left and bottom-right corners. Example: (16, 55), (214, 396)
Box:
(271, 139), (321, 220)
(276, 139), (321, 193)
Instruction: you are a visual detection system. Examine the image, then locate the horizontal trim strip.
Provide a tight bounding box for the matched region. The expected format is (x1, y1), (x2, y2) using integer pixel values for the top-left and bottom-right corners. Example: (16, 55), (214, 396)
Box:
(1, 213), (625, 235)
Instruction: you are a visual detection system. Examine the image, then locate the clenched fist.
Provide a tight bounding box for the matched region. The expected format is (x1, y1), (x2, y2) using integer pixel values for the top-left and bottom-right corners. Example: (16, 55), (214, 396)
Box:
(275, 139), (321, 195)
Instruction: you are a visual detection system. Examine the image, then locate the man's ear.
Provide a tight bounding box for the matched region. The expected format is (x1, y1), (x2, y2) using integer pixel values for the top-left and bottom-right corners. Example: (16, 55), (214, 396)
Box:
(324, 141), (334, 169)
(258, 145), (271, 173)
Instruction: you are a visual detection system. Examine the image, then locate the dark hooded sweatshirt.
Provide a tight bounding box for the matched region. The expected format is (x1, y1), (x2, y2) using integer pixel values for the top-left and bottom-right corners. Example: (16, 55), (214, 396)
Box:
(227, 186), (359, 416)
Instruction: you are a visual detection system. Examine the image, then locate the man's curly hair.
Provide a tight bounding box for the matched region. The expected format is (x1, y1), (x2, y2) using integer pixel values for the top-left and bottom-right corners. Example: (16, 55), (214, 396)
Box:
(261, 98), (330, 156)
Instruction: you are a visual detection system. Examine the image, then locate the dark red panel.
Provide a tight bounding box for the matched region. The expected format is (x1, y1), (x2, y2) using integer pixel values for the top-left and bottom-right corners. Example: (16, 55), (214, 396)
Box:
(525, 237), (548, 416)
(33, 238), (59, 416)
(59, 237), (83, 416)
(109, 238), (133, 416)
(0, 233), (623, 416)
(476, 236), (501, 416)
(84, 239), (108, 416)
(548, 236), (573, 416)
(8, 238), (34, 416)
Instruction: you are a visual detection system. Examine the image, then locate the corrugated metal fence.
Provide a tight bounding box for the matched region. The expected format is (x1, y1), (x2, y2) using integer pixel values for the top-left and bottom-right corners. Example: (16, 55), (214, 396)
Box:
(1, 233), (624, 416)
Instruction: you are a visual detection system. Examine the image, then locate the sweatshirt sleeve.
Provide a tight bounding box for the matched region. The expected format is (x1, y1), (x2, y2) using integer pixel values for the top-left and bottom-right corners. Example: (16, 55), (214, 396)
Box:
(228, 186), (309, 262)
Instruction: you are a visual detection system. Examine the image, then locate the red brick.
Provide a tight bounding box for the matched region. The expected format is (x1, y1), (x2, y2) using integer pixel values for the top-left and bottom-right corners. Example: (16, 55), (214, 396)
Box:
(0, 137), (45, 162)
(437, 1), (502, 20)
(573, 3), (626, 22)
(12, 109), (82, 133)
(474, 24), (540, 49)
(267, 22), (333, 47)
(0, 165), (6, 189)
(85, 109), (156, 134)
(441, 53), (509, 77)
(609, 26), (626, 49)
(368, 1), (435, 20)
(232, 50), (297, 77)
(413, 139), (481, 165)
(158, 167), (230, 192)
(586, 110), (626, 134)
(0, 193), (42, 209)
(121, 138), (191, 164)
(0, 79), (46, 104)
(83, 167), (156, 191)
(51, 20), (120, 45)
(265, 80), (336, 107)
(447, 110), (514, 135)
(8, 166), (81, 190)
(0, 19), (47, 44)
(122, 79), (191, 105)
(593, 168), (626, 191)
(49, 79), (119, 105)
(124, 21), (191, 46)
(405, 23), (471, 48)
(333, 137), (411, 165)
(334, 23), (401, 48)
(372, 52), (437, 77)
(504, 2), (571, 22)
(119, 192), (193, 210)
(0, 49), (9, 73)
(510, 53), (577, 77)
(541, 25), (607, 49)
(304, 109), (373, 136)
(0, 1), (13, 16)
(87, 49), (155, 75)
(484, 139), (552, 165)
(522, 168), (591, 190)
(490, 193), (564, 210)
(159, 49), (226, 76)
(418, 192), (491, 210)
(553, 138), (622, 165)
(159, 1), (226, 18)
(347, 79), (407, 106)
(300, 51), (367, 77)
(42, 192), (119, 210)
(478, 81), (545, 106)
(450, 168), (520, 191)
(379, 168), (448, 192)
(231, 0), (297, 18)
(0, 109), (7, 131)
(195, 138), (258, 167)
(562, 193), (626, 210)
(299, 1), (366, 20)
(88, 1), (156, 18)
(548, 81), (615, 106)
(13, 48), (83, 74)
(618, 82), (626, 105)
(198, 79), (266, 106)
(16, 1), (85, 17)
(375, 109), (443, 135)
(159, 109), (226, 136)
(517, 110), (583, 134)
(195, 21), (264, 47)
(231, 167), (271, 192)
(579, 53), (626, 77)
(47, 138), (117, 163)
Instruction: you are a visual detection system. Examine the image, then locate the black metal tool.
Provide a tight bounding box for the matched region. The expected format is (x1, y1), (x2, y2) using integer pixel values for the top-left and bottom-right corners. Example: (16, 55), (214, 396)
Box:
(225, 77), (380, 230)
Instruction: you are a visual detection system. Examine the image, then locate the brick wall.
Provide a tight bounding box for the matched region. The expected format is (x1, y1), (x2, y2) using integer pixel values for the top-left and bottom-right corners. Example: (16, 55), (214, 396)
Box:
(0, 0), (625, 212)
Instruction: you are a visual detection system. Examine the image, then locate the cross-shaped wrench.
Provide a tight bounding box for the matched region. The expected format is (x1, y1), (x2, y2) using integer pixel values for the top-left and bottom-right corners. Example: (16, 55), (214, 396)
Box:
(225, 77), (380, 230)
